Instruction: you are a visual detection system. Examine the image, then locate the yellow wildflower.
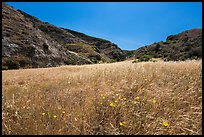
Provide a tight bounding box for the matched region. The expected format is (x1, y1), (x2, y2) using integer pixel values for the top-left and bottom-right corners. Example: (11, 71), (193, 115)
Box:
(53, 115), (57, 118)
(102, 96), (105, 100)
(110, 103), (115, 107)
(123, 98), (127, 101)
(152, 99), (156, 103)
(62, 111), (65, 114)
(100, 102), (103, 105)
(115, 100), (118, 103)
(42, 113), (46, 116)
(119, 121), (126, 126)
(163, 121), (169, 127)
(133, 101), (137, 104)
(136, 96), (140, 100)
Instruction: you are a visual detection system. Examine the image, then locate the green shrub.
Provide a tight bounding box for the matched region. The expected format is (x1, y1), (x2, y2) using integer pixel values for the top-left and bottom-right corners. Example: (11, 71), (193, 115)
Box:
(117, 54), (126, 61)
(19, 59), (30, 67)
(109, 59), (117, 63)
(182, 37), (188, 42)
(64, 60), (76, 65)
(90, 57), (98, 64)
(132, 60), (138, 63)
(139, 55), (153, 62)
(4, 59), (20, 69)
(2, 66), (8, 70)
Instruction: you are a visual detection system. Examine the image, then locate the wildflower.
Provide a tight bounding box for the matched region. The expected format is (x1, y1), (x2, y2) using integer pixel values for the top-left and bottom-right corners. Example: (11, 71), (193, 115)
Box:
(133, 101), (137, 104)
(42, 113), (46, 116)
(100, 94), (103, 97)
(100, 102), (103, 105)
(102, 96), (105, 100)
(115, 100), (118, 103)
(163, 121), (169, 127)
(119, 121), (126, 126)
(53, 115), (57, 118)
(152, 99), (156, 103)
(110, 103), (115, 107)
(123, 98), (127, 101)
(136, 96), (140, 100)
(62, 111), (65, 114)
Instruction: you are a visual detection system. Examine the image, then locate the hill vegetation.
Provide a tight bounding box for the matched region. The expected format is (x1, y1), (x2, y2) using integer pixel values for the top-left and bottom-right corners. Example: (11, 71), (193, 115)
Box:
(2, 3), (124, 70)
(125, 28), (202, 61)
(2, 3), (202, 70)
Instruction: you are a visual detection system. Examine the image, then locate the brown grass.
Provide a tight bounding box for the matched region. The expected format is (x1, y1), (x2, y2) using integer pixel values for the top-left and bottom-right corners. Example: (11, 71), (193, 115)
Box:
(2, 60), (202, 135)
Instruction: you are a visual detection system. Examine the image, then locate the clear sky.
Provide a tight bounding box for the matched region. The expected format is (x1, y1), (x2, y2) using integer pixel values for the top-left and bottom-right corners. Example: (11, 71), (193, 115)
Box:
(6, 2), (202, 50)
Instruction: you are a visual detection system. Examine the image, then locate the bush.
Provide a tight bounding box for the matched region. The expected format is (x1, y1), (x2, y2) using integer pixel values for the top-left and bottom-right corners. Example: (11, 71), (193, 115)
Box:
(132, 60), (138, 63)
(155, 44), (161, 52)
(90, 57), (98, 64)
(2, 66), (8, 70)
(109, 59), (117, 63)
(189, 47), (202, 58)
(182, 37), (188, 42)
(64, 60), (77, 65)
(139, 55), (153, 62)
(43, 43), (49, 50)
(4, 58), (20, 69)
(19, 59), (30, 67)
(117, 54), (126, 61)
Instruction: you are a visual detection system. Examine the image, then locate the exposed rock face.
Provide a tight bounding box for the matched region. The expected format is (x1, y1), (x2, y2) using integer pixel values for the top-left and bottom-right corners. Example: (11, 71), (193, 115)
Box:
(125, 28), (202, 61)
(2, 2), (124, 69)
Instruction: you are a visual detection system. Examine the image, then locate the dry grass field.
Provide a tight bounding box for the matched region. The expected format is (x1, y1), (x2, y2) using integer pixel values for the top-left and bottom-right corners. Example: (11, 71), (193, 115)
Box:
(2, 60), (202, 135)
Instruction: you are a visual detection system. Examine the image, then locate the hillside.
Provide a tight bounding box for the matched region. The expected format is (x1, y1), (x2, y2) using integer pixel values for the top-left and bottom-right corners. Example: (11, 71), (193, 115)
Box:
(2, 3), (124, 69)
(2, 2), (202, 70)
(125, 28), (202, 61)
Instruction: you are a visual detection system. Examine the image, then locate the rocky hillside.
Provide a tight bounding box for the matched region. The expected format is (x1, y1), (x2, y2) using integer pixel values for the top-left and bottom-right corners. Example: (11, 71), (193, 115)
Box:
(2, 3), (124, 70)
(2, 2), (202, 70)
(125, 28), (202, 61)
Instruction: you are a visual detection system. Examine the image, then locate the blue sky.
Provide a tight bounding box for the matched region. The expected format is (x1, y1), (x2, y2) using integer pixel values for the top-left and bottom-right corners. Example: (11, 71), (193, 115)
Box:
(6, 2), (202, 50)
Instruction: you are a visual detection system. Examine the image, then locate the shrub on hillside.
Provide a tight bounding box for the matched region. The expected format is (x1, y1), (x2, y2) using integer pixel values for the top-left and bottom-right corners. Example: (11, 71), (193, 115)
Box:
(64, 60), (77, 65)
(132, 60), (139, 63)
(90, 57), (98, 64)
(3, 58), (20, 69)
(139, 55), (153, 62)
(2, 66), (8, 70)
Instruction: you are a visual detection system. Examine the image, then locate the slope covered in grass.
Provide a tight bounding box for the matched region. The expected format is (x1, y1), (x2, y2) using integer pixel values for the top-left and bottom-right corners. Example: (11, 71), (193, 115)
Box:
(2, 60), (202, 135)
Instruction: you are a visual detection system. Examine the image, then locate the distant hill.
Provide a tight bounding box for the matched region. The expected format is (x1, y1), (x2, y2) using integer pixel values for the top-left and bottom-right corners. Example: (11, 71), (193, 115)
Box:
(124, 28), (202, 61)
(2, 2), (202, 70)
(2, 3), (124, 69)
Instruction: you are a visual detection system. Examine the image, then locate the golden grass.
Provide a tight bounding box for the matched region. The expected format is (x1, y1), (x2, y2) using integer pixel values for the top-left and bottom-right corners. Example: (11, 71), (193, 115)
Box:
(2, 60), (202, 135)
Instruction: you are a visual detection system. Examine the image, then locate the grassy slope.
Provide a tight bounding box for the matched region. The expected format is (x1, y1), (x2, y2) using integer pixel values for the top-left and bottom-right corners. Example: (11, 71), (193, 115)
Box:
(2, 60), (202, 135)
